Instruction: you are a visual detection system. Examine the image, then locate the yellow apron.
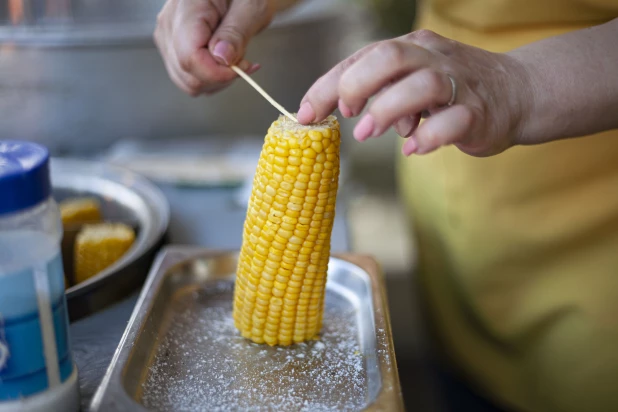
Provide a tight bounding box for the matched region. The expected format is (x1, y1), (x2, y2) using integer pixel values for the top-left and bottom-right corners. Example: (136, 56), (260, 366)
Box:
(397, 1), (618, 411)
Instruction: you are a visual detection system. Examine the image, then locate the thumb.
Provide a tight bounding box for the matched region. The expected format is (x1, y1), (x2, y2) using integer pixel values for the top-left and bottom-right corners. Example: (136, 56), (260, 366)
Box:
(208, 0), (274, 65)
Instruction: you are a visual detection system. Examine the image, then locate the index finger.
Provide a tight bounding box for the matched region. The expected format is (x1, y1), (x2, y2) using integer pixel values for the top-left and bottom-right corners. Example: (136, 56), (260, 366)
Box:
(297, 43), (379, 124)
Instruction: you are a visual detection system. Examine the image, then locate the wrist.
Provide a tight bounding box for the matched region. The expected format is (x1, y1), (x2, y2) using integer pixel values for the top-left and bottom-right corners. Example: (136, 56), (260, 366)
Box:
(502, 50), (541, 147)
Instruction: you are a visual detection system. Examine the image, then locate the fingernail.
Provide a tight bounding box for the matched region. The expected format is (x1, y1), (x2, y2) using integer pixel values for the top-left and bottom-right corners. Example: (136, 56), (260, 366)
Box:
(402, 136), (418, 156)
(396, 117), (416, 138)
(338, 99), (353, 118)
(297, 102), (315, 124)
(354, 114), (375, 142)
(248, 63), (261, 74)
(213, 41), (234, 65)
(415, 141), (437, 155)
(405, 123), (417, 138)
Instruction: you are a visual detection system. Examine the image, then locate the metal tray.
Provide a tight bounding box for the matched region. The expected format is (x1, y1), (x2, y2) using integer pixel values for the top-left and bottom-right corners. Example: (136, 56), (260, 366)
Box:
(91, 247), (403, 411)
(51, 158), (170, 321)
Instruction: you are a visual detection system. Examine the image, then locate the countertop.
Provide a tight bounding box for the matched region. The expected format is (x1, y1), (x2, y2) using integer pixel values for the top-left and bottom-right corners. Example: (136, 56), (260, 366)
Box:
(69, 183), (350, 411)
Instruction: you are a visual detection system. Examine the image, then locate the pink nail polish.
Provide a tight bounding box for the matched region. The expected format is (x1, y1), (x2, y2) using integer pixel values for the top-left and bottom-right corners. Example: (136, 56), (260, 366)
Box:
(213, 41), (234, 65)
(354, 114), (375, 142)
(248, 63), (261, 74)
(415, 141), (436, 155)
(297, 102), (315, 124)
(402, 136), (418, 156)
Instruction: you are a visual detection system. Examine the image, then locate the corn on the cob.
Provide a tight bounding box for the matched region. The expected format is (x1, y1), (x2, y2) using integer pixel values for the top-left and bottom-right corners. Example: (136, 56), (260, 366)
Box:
(60, 197), (102, 227)
(233, 115), (340, 346)
(74, 223), (136, 283)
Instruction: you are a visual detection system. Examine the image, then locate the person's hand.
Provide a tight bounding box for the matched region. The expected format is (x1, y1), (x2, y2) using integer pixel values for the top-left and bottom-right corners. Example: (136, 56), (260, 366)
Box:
(154, 0), (275, 96)
(297, 30), (532, 157)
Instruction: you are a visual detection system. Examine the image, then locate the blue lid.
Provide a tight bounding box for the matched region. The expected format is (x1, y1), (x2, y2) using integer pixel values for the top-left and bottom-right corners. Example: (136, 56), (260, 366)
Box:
(0, 141), (51, 216)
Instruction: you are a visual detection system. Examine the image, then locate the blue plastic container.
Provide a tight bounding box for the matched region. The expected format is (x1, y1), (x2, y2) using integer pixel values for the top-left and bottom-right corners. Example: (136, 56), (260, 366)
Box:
(0, 141), (79, 411)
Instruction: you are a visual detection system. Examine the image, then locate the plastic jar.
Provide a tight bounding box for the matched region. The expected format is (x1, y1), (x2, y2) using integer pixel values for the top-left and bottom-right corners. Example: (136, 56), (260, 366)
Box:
(0, 141), (79, 411)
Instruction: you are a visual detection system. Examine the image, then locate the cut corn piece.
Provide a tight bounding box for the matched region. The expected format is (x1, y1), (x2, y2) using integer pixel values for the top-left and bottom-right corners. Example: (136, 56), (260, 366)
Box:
(74, 223), (135, 284)
(233, 115), (340, 346)
(60, 197), (102, 227)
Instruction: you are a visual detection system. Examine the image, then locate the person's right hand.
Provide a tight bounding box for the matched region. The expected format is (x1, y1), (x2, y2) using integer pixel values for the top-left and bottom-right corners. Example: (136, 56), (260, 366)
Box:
(154, 0), (275, 96)
(297, 30), (532, 157)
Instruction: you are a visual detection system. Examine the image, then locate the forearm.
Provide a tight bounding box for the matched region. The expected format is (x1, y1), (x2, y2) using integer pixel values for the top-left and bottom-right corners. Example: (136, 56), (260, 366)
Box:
(510, 18), (618, 145)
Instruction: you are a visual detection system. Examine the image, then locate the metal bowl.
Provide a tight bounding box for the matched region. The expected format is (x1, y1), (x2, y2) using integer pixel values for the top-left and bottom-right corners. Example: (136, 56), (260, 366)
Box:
(51, 158), (170, 321)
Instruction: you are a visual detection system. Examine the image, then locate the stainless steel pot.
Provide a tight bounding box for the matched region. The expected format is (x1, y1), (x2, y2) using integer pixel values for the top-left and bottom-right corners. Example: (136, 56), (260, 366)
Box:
(0, 0), (372, 155)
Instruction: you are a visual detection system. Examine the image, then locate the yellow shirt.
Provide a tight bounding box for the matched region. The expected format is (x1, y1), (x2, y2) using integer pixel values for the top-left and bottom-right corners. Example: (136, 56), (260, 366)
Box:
(397, 1), (618, 411)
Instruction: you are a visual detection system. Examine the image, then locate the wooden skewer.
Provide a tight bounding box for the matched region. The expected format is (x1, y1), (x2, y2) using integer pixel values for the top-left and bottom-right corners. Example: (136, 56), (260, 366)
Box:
(231, 65), (298, 123)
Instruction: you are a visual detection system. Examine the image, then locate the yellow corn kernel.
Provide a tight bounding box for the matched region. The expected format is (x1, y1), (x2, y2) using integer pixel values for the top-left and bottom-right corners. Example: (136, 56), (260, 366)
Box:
(74, 223), (135, 284)
(233, 115), (340, 345)
(60, 197), (102, 227)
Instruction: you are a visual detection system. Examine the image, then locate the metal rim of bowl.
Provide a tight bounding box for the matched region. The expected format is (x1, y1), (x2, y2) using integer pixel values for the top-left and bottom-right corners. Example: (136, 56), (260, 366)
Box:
(50, 158), (170, 299)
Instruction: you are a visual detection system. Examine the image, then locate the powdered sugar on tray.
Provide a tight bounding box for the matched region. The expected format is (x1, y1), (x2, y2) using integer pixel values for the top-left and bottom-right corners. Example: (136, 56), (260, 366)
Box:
(140, 281), (367, 411)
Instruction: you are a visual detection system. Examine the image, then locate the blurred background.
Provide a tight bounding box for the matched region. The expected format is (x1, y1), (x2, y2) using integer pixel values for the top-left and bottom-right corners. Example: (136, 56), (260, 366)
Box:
(0, 0), (441, 409)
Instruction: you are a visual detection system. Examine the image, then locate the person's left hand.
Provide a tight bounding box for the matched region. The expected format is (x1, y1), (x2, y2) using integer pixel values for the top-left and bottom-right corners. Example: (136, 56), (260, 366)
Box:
(297, 30), (532, 157)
